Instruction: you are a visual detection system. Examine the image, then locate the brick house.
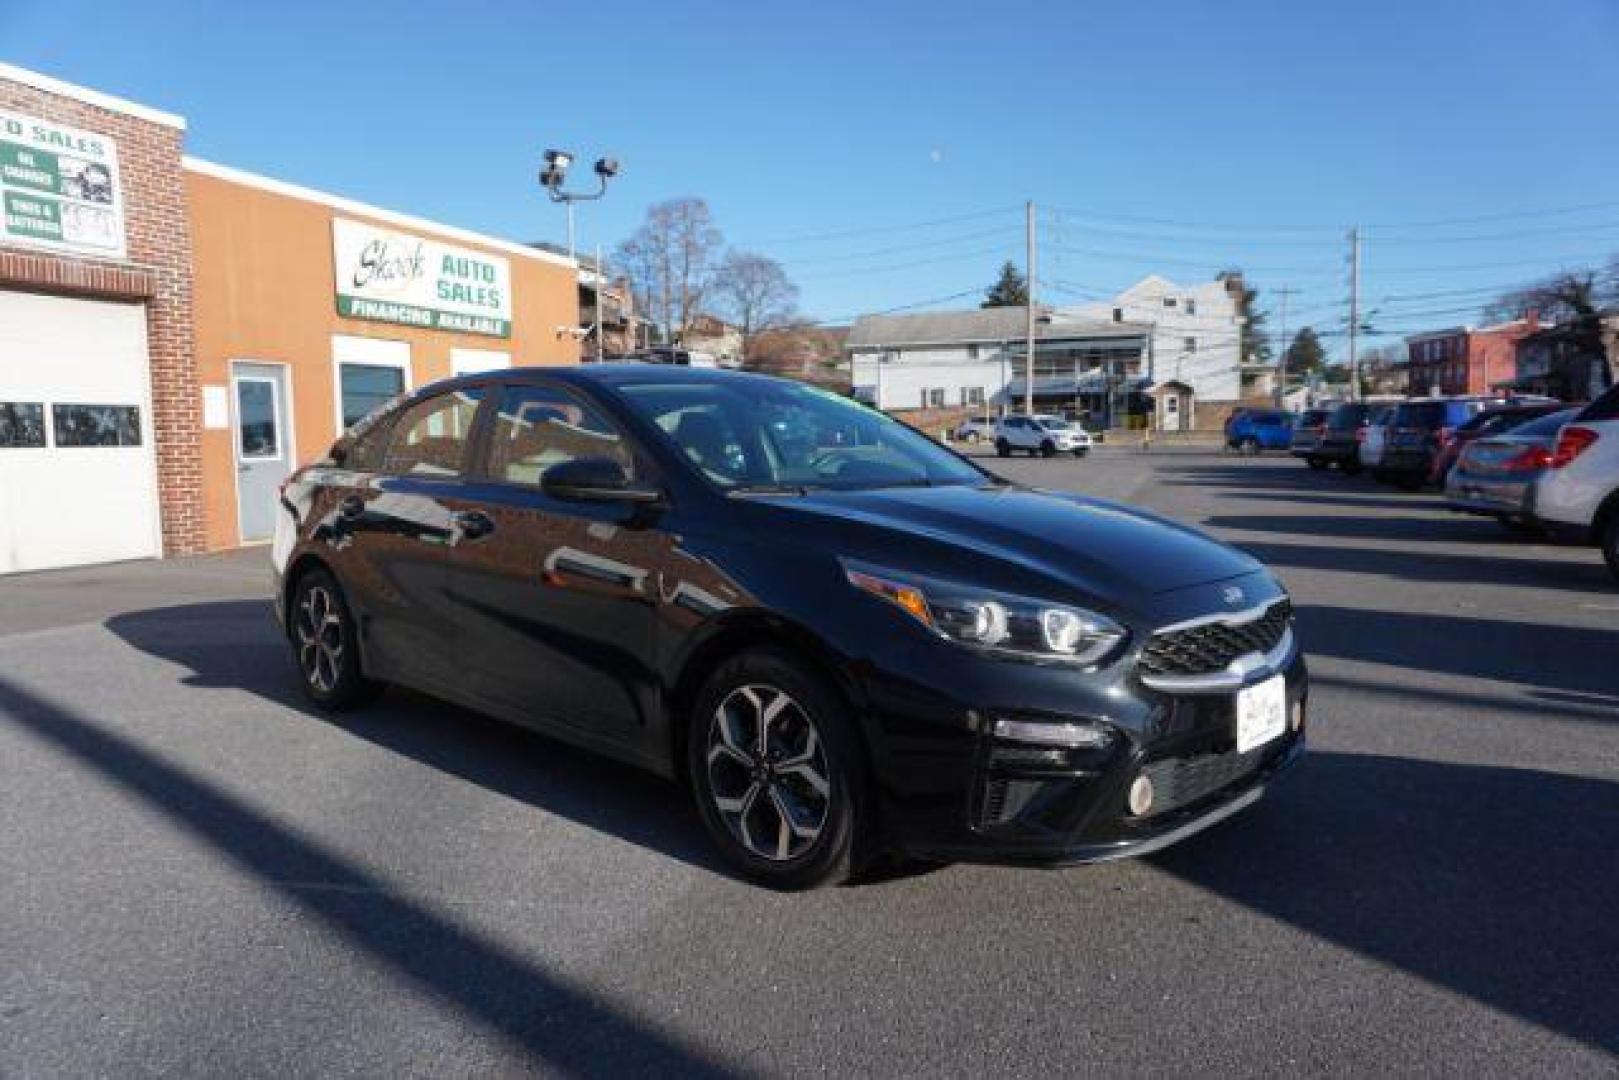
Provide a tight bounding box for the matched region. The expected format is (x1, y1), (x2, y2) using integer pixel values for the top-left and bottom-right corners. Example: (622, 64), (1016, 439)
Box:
(1405, 318), (1537, 397)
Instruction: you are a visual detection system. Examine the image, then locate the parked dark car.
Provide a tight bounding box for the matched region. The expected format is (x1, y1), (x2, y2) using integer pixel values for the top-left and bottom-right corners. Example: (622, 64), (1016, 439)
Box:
(1444, 408), (1580, 532)
(272, 366), (1307, 889)
(1288, 408), (1333, 468)
(1315, 402), (1376, 473)
(1225, 408), (1294, 453)
(1427, 401), (1570, 487)
(1380, 397), (1506, 489)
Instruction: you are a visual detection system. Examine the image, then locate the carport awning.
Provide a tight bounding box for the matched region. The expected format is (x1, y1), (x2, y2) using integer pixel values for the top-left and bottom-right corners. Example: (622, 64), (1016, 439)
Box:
(1006, 374), (1151, 395)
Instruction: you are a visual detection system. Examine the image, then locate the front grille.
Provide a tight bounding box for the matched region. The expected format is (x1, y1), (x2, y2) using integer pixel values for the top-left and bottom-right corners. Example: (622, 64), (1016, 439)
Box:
(1140, 745), (1267, 817)
(1139, 600), (1291, 678)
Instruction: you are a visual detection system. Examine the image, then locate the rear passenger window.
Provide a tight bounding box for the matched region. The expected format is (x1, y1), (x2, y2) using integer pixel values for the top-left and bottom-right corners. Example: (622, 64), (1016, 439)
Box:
(486, 383), (635, 487)
(380, 388), (483, 476)
(1579, 383), (1619, 422)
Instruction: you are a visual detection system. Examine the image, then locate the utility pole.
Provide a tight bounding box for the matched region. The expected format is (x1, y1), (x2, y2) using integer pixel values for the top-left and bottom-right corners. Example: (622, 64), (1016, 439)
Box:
(1024, 200), (1036, 416)
(594, 243), (605, 363)
(1347, 227), (1361, 401)
(1273, 286), (1296, 407)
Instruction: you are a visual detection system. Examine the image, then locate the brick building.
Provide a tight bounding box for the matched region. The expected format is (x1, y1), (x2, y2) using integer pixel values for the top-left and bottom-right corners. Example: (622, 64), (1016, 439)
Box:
(0, 63), (578, 573)
(1404, 318), (1537, 398)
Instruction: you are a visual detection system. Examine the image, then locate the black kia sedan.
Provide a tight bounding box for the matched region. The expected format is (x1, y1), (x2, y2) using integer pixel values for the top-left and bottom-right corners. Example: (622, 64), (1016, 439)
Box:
(273, 365), (1306, 889)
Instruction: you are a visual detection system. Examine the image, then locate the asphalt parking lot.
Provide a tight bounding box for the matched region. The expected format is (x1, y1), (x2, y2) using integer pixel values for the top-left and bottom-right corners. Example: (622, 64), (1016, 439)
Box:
(3, 451), (1616, 1076)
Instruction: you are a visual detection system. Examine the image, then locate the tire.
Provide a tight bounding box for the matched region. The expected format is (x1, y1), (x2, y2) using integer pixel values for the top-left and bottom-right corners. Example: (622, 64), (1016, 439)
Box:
(1306, 457), (1328, 471)
(687, 648), (869, 889)
(1072, 447), (1088, 458)
(1040, 440), (1057, 458)
(1601, 515), (1619, 584)
(1340, 459), (1362, 476)
(288, 567), (381, 709)
(1393, 473), (1424, 492)
(1242, 437), (1261, 456)
(995, 438), (1011, 458)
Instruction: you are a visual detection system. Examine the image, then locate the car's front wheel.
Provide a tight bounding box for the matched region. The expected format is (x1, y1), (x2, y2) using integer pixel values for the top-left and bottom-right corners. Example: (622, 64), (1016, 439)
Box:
(1039, 440), (1057, 458)
(688, 649), (868, 889)
(289, 567), (380, 709)
(995, 438), (1011, 458)
(1306, 456), (1328, 470)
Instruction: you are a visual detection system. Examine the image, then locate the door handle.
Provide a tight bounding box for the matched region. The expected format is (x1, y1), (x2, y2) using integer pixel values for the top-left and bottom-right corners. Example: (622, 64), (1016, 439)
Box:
(453, 510), (496, 541)
(338, 495), (365, 520)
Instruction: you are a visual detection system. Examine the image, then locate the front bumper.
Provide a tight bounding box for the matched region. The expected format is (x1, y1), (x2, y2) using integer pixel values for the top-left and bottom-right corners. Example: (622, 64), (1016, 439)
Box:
(873, 645), (1309, 867)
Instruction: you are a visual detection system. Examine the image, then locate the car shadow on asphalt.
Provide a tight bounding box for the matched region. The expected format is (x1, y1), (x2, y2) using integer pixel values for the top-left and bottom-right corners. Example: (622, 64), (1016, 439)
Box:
(1297, 604), (1619, 699)
(101, 599), (726, 877)
(1207, 512), (1530, 545)
(1150, 750), (1619, 1054)
(1236, 540), (1612, 596)
(0, 666), (740, 1076)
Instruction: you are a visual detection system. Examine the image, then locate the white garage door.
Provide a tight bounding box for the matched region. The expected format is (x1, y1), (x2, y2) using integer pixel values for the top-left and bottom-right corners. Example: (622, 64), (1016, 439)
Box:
(0, 291), (161, 574)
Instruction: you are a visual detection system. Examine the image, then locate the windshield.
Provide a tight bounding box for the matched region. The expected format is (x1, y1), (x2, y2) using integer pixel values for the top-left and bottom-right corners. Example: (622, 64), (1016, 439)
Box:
(617, 378), (990, 492)
(1038, 417), (1073, 430)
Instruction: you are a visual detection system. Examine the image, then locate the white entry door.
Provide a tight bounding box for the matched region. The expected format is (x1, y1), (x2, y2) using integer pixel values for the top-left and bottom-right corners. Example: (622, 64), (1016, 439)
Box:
(0, 291), (161, 574)
(1162, 394), (1182, 432)
(231, 361), (293, 543)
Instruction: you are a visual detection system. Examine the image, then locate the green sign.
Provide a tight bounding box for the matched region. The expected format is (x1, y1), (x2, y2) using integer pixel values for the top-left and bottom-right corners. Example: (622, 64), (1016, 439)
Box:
(0, 109), (124, 257)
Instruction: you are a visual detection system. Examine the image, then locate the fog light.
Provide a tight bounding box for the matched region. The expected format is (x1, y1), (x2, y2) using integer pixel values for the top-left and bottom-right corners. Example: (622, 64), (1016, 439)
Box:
(1128, 775), (1154, 817)
(1290, 701), (1305, 732)
(992, 718), (1113, 749)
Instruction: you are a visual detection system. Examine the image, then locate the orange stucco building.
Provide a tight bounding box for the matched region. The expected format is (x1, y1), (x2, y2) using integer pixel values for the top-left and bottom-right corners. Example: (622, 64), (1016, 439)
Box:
(186, 159), (579, 552)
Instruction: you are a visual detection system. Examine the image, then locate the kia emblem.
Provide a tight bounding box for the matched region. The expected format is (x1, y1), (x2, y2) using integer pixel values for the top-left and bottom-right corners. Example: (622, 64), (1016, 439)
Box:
(1222, 586), (1244, 606)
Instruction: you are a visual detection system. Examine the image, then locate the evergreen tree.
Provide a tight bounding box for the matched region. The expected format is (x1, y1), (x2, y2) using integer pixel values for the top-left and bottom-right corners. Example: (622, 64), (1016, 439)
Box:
(1284, 327), (1326, 376)
(981, 261), (1029, 308)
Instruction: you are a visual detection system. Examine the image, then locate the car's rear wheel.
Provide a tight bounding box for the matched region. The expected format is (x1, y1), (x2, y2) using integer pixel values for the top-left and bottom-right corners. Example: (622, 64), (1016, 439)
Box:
(1306, 456), (1328, 470)
(1039, 440), (1056, 458)
(995, 438), (1011, 458)
(1600, 514), (1619, 584)
(1495, 514), (1544, 537)
(688, 649), (868, 889)
(289, 568), (380, 709)
(1340, 459), (1362, 475)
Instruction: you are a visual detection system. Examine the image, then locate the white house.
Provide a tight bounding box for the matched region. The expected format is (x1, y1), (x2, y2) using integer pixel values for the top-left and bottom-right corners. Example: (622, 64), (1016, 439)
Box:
(847, 306), (1152, 426)
(1057, 273), (1272, 430)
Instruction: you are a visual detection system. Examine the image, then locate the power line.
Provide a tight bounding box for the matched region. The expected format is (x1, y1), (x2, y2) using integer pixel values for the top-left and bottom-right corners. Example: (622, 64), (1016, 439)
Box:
(776, 225), (1015, 266)
(792, 243), (1017, 281)
(752, 205), (1021, 245)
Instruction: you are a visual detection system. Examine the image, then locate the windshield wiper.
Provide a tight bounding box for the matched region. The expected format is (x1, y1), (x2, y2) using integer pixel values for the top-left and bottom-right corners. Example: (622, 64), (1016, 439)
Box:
(729, 482), (809, 496)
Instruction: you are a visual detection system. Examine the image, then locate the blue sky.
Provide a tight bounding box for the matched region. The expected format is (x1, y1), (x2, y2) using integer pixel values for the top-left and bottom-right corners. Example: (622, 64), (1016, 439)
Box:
(4, 0), (1617, 356)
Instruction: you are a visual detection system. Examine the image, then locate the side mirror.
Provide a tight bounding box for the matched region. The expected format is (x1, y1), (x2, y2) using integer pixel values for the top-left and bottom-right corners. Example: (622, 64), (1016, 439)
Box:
(541, 456), (661, 503)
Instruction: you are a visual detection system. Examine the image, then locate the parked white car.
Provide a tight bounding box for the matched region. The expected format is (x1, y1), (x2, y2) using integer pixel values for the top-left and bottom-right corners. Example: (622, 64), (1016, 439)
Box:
(954, 414), (999, 444)
(1530, 383), (1619, 582)
(994, 413), (1092, 458)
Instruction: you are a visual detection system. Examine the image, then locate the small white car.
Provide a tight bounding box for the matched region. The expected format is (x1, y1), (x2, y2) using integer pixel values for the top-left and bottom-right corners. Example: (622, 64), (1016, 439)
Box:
(954, 414), (999, 444)
(1530, 383), (1619, 582)
(995, 413), (1092, 458)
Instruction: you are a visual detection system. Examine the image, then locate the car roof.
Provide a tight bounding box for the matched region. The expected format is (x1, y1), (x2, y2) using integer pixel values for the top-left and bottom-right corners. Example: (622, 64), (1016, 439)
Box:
(416, 362), (802, 399)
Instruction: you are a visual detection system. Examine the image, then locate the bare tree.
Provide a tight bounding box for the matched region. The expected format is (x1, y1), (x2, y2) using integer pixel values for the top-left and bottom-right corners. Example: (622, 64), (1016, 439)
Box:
(612, 198), (724, 342)
(714, 251), (799, 350)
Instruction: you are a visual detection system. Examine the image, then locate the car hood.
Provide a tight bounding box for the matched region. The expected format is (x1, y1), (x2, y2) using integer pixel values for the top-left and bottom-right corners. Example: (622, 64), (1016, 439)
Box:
(767, 484), (1261, 606)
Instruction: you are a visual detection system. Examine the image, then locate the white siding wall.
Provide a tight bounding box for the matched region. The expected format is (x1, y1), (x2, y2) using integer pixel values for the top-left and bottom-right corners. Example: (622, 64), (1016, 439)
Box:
(1062, 277), (1244, 402)
(850, 349), (1009, 410)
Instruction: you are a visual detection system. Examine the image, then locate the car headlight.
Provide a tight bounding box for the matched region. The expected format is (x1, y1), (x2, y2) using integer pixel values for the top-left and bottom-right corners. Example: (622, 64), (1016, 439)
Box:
(842, 559), (1126, 666)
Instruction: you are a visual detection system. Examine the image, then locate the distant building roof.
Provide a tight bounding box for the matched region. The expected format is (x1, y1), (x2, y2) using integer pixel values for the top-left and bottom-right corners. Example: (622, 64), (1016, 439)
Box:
(847, 306), (1149, 348)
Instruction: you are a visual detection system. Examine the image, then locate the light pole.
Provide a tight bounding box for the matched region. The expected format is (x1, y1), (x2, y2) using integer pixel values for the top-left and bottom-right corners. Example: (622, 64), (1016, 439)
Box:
(538, 149), (620, 262)
(539, 149), (619, 362)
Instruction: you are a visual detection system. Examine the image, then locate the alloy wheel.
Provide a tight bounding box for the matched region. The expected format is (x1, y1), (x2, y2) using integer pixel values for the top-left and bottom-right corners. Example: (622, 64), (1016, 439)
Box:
(295, 584), (345, 693)
(706, 684), (832, 862)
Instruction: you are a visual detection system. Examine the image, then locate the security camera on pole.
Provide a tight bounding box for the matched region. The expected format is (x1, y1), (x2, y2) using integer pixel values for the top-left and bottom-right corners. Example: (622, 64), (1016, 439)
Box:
(539, 149), (620, 359)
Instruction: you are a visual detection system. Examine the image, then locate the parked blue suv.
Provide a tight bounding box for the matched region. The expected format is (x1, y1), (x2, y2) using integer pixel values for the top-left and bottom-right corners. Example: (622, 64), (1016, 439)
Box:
(1225, 409), (1295, 453)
